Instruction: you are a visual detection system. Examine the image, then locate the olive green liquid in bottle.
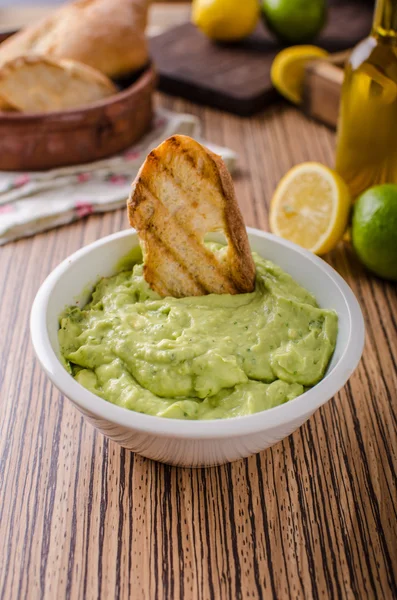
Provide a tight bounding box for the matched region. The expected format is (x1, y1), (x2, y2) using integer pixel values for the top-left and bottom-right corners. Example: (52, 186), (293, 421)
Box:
(335, 0), (397, 198)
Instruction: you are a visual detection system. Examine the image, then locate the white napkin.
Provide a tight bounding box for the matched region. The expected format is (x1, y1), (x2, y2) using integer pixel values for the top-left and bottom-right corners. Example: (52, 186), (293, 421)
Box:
(0, 109), (237, 245)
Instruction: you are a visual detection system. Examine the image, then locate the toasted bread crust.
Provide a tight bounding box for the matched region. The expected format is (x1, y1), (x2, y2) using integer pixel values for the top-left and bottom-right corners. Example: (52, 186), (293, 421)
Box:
(127, 135), (255, 298)
(0, 94), (16, 111)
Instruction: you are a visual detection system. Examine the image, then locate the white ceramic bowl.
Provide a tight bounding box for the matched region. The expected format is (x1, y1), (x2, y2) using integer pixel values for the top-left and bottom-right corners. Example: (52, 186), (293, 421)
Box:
(31, 228), (365, 467)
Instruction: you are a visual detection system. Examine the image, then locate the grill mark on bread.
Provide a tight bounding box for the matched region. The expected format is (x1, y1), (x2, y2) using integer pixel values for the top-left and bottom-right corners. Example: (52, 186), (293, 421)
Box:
(128, 135), (256, 298)
(133, 182), (236, 295)
(144, 150), (224, 217)
(143, 230), (207, 297)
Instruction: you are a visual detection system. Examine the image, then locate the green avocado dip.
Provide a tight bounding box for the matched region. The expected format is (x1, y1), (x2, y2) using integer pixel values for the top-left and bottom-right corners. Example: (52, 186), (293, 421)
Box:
(58, 244), (338, 420)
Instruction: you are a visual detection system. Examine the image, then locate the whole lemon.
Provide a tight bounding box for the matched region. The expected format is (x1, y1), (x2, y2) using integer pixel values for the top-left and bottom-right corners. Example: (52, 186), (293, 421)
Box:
(352, 184), (397, 281)
(192, 0), (259, 42)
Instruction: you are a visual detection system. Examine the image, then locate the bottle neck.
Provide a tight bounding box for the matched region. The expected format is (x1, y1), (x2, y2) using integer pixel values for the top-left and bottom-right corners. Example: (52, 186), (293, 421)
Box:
(372, 0), (397, 41)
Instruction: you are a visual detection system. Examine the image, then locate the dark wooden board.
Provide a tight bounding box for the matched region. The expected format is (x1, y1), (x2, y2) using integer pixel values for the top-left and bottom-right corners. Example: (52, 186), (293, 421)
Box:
(149, 0), (373, 116)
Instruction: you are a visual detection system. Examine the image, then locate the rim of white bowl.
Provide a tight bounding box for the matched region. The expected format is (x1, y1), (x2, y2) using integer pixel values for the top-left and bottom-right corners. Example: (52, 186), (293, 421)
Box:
(30, 227), (365, 440)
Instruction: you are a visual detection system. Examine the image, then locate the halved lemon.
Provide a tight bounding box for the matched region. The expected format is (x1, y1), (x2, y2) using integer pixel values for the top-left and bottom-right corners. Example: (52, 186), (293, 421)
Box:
(269, 162), (351, 255)
(271, 45), (328, 104)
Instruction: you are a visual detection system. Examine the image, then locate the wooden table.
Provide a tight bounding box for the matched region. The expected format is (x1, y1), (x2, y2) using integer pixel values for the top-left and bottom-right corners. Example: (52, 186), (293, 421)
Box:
(1, 5), (396, 600)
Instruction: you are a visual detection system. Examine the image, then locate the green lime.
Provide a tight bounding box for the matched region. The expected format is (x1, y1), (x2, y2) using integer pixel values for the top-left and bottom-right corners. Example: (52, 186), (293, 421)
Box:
(261, 0), (327, 44)
(352, 184), (397, 281)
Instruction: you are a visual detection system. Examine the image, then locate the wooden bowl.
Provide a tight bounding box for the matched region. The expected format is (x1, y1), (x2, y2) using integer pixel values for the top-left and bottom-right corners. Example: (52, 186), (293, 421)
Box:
(0, 65), (156, 171)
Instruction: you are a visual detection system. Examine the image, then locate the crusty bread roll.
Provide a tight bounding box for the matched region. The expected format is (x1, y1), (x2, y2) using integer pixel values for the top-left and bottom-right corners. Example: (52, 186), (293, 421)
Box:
(0, 95), (15, 111)
(0, 0), (150, 79)
(0, 55), (117, 113)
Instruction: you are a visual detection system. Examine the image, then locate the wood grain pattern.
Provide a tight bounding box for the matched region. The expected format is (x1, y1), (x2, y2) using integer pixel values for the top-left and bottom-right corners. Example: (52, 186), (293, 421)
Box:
(1, 94), (396, 600)
(1, 0), (397, 589)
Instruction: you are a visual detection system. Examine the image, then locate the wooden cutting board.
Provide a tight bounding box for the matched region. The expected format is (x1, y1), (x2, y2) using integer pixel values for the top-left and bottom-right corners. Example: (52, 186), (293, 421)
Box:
(149, 0), (373, 116)
(303, 51), (348, 128)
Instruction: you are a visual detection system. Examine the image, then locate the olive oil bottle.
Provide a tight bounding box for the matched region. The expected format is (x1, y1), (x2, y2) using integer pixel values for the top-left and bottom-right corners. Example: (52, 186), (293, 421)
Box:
(335, 0), (397, 198)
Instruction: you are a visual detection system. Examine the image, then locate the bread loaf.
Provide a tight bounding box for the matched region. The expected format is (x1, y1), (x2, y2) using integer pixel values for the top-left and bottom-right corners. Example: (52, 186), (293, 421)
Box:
(0, 0), (150, 79)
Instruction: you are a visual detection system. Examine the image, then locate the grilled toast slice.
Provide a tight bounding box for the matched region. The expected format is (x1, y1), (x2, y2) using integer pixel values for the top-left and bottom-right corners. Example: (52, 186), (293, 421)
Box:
(127, 135), (256, 298)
